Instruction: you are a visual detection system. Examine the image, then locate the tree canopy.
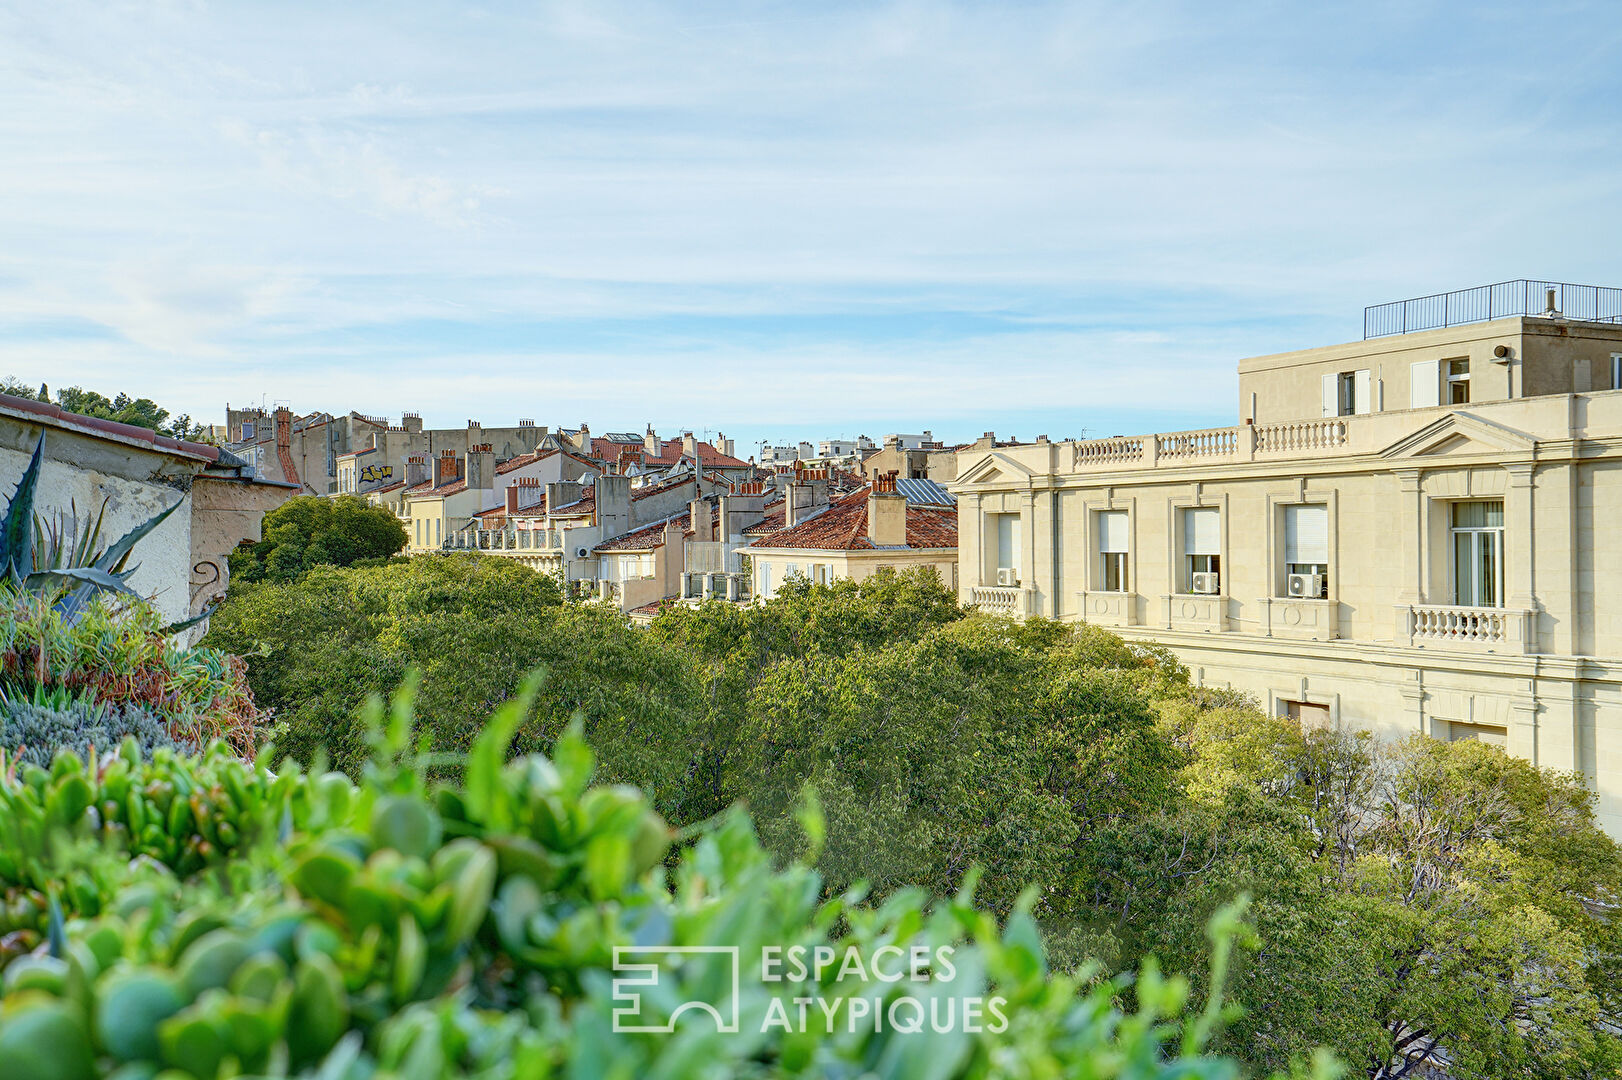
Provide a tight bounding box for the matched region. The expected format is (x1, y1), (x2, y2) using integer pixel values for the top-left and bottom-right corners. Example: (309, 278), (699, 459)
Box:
(206, 559), (1622, 1078)
(229, 494), (409, 584)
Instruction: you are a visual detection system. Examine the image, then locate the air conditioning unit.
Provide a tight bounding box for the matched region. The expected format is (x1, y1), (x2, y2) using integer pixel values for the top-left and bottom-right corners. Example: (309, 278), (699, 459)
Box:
(1190, 572), (1220, 594)
(1286, 573), (1323, 598)
(996, 568), (1020, 587)
(574, 546), (592, 559)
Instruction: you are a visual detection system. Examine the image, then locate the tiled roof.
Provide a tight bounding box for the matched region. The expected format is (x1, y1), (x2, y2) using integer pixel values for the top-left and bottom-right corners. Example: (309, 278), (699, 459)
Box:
(338, 446), (378, 460)
(371, 481), (406, 494)
(405, 478), (468, 496)
(628, 597), (678, 618)
(495, 445), (598, 475)
(594, 500), (721, 552)
(595, 437), (751, 471)
(747, 488), (956, 552)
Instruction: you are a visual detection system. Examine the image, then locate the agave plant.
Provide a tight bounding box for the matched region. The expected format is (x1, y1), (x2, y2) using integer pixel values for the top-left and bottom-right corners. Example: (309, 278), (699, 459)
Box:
(1, 433), (187, 627)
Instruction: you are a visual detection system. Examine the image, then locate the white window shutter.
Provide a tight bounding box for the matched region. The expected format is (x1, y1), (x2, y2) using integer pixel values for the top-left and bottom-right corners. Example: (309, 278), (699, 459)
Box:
(1410, 360), (1440, 408)
(1354, 369), (1372, 414)
(996, 514), (1020, 571)
(1183, 508), (1220, 556)
(1321, 373), (1339, 418)
(1284, 505), (1329, 564)
(1098, 510), (1129, 553)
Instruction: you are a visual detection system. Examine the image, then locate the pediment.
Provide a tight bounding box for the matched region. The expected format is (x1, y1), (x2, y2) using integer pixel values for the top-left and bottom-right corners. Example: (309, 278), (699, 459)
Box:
(954, 452), (1035, 488)
(1378, 412), (1536, 461)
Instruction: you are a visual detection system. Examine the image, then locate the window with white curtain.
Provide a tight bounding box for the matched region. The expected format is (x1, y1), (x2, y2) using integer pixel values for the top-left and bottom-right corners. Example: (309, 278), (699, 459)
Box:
(1451, 501), (1503, 607)
(1097, 510), (1129, 592)
(1283, 504), (1329, 597)
(994, 514), (1021, 575)
(1181, 507), (1220, 591)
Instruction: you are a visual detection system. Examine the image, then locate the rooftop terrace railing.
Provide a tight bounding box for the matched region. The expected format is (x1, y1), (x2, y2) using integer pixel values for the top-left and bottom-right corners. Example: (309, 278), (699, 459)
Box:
(1364, 280), (1622, 339)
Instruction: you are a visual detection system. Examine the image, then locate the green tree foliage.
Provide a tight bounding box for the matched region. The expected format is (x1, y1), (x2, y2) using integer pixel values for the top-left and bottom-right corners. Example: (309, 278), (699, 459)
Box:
(229, 495), (410, 583)
(0, 377), (207, 440)
(206, 558), (1622, 1078)
(204, 555), (701, 809)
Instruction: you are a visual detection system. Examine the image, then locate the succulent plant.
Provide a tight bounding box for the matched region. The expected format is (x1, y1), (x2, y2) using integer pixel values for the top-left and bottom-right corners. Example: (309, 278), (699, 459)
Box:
(0, 697), (197, 770)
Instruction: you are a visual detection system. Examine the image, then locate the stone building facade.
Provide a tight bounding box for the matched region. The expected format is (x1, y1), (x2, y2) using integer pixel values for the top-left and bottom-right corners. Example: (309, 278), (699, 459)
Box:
(952, 290), (1622, 834)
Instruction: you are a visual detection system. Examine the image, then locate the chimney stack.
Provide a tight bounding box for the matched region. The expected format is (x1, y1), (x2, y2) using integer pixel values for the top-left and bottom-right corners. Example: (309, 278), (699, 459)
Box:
(681, 432), (698, 458)
(433, 449), (459, 487)
(506, 484), (521, 513)
(466, 443), (495, 490)
(644, 425), (661, 455)
(785, 467), (831, 527)
(868, 471), (907, 548)
(689, 498), (714, 542)
(405, 454), (427, 488)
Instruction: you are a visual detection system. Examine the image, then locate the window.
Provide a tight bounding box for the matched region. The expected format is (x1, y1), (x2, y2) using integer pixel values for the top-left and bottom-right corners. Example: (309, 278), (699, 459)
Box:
(1281, 699), (1331, 731)
(415, 520), (423, 547)
(1442, 720), (1506, 748)
(1446, 358), (1470, 404)
(434, 519), (441, 546)
(1283, 504), (1329, 597)
(1322, 369), (1371, 417)
(995, 514), (1021, 580)
(1181, 507), (1220, 592)
(1098, 510), (1129, 592)
(759, 562), (772, 598)
(1451, 500), (1503, 607)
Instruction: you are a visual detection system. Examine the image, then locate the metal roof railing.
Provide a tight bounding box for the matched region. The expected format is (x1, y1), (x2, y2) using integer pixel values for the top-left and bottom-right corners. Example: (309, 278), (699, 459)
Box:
(1364, 280), (1622, 339)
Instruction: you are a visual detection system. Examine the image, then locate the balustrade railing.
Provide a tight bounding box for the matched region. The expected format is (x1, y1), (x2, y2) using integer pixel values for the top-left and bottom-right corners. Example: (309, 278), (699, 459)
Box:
(1254, 418), (1348, 453)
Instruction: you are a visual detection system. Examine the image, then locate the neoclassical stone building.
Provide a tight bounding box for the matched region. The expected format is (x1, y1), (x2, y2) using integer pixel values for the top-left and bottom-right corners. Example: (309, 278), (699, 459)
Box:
(950, 282), (1622, 834)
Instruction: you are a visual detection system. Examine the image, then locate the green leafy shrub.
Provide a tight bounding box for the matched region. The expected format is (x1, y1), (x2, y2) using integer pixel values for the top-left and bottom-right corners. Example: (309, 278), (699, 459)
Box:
(0, 686), (1262, 1079)
(229, 495), (409, 583)
(0, 698), (197, 769)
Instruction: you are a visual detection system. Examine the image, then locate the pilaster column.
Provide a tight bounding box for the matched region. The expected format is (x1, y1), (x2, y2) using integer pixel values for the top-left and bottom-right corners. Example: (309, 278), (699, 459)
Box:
(1504, 463), (1536, 614)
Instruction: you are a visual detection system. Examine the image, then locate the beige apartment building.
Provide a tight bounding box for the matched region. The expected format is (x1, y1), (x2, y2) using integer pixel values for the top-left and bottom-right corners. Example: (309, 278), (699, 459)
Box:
(951, 281), (1622, 834)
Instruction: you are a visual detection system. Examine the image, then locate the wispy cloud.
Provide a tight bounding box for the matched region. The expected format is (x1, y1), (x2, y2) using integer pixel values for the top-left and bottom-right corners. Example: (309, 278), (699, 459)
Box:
(2, 1), (1620, 448)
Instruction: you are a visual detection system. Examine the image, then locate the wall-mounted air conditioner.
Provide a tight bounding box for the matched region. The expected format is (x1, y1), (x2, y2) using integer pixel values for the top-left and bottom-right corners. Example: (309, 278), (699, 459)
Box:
(996, 568), (1020, 587)
(1286, 573), (1323, 598)
(1190, 572), (1220, 594)
(575, 546), (592, 559)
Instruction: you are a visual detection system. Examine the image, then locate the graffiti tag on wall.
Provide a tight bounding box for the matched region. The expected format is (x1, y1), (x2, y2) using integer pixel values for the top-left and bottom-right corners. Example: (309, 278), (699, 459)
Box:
(360, 464), (395, 484)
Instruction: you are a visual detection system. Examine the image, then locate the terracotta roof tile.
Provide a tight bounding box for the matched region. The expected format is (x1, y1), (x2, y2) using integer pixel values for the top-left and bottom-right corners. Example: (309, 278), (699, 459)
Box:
(747, 488), (956, 552)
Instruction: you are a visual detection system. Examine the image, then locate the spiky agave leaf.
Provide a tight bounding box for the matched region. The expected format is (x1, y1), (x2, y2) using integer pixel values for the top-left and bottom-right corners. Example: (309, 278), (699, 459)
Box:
(91, 496), (181, 576)
(0, 432), (44, 583)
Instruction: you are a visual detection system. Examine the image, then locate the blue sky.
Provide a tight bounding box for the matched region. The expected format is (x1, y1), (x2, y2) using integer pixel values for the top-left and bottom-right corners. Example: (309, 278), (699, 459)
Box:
(3, 1), (1621, 453)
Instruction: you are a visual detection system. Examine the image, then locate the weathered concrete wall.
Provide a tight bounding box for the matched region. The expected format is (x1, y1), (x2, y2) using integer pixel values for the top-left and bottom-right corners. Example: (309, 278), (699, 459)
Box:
(0, 433), (194, 625)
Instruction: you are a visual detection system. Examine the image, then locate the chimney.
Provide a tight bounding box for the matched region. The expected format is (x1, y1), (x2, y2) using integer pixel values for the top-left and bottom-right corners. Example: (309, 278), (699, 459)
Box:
(466, 443), (495, 491)
(401, 411), (423, 434)
(717, 432), (735, 459)
(644, 425), (660, 455)
(785, 468), (831, 527)
(433, 449), (459, 487)
(595, 474), (631, 538)
(545, 480), (582, 513)
(405, 454), (427, 488)
(868, 471), (907, 548)
(689, 498), (714, 542)
(506, 484), (521, 513)
(274, 407), (292, 449)
(681, 432), (697, 458)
